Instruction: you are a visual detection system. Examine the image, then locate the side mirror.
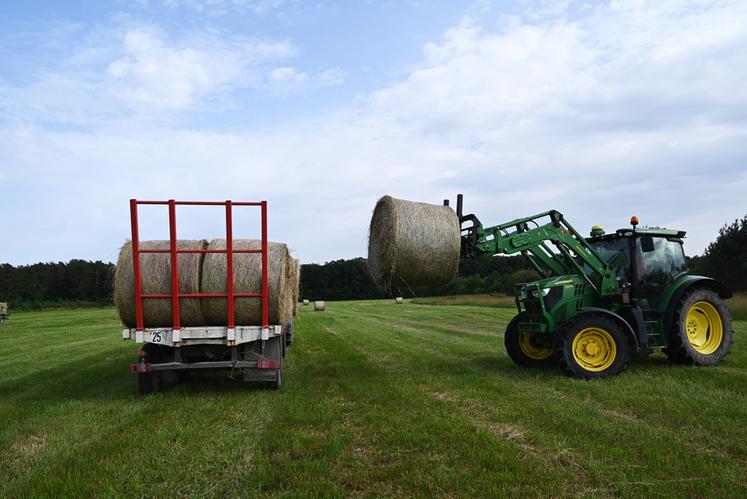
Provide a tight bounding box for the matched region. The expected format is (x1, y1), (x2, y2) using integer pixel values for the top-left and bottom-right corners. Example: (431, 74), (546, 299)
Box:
(641, 235), (655, 253)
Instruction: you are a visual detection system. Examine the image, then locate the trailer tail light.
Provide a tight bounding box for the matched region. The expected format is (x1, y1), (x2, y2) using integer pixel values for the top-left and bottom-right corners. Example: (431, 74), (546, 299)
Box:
(256, 359), (280, 369)
(129, 363), (152, 373)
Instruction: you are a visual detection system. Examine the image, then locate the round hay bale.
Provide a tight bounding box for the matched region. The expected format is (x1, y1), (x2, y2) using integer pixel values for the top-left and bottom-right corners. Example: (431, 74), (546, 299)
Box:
(395, 296), (404, 304)
(201, 239), (291, 326)
(314, 300), (326, 312)
(303, 299), (309, 305)
(368, 195), (460, 291)
(114, 240), (207, 328)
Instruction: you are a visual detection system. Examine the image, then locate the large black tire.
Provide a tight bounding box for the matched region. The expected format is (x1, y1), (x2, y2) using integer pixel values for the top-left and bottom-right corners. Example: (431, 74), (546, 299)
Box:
(285, 323), (294, 348)
(504, 315), (554, 367)
(667, 288), (732, 366)
(268, 366), (283, 390)
(138, 372), (159, 395)
(554, 314), (631, 379)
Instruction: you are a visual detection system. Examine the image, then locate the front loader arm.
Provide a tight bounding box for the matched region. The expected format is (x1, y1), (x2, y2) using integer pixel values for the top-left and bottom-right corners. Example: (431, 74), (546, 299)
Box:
(452, 195), (618, 296)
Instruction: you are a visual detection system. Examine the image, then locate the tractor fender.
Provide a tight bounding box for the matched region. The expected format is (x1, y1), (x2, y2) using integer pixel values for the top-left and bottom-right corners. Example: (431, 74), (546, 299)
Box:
(661, 276), (733, 336)
(579, 307), (639, 352)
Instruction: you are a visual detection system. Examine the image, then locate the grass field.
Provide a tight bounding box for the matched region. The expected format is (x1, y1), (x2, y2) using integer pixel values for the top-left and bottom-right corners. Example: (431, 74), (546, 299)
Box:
(413, 293), (747, 320)
(1, 302), (745, 497)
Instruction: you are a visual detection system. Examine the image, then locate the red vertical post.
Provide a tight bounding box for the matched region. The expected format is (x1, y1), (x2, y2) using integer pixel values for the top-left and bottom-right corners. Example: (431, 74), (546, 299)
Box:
(130, 199), (144, 332)
(225, 200), (235, 330)
(261, 201), (269, 329)
(168, 199), (181, 332)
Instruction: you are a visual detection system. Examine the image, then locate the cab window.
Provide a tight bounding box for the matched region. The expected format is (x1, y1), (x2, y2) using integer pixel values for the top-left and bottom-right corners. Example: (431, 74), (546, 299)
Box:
(635, 237), (687, 305)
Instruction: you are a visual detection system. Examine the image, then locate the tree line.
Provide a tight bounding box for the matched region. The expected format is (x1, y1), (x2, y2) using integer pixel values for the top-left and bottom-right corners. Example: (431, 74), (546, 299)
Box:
(1, 214), (745, 309)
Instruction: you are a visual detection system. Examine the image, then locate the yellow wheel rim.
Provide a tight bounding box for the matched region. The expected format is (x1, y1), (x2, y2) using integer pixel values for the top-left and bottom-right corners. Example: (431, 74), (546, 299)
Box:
(572, 327), (617, 372)
(685, 301), (723, 355)
(519, 331), (553, 360)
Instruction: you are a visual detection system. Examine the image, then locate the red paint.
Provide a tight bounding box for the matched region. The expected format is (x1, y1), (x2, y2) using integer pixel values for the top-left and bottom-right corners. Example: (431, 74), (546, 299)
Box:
(128, 199), (269, 333)
(261, 201), (269, 330)
(168, 200), (181, 331)
(225, 200), (234, 329)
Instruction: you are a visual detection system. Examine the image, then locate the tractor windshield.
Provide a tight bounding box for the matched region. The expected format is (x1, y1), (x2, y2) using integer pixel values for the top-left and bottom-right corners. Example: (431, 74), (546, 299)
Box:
(585, 238), (630, 282)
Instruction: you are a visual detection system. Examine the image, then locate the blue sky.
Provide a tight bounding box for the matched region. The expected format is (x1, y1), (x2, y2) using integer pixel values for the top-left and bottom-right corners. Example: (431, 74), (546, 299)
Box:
(1, 0), (746, 265)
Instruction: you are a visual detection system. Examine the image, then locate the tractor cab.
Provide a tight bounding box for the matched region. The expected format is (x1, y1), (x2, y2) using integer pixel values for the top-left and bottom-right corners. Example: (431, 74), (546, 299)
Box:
(586, 219), (688, 309)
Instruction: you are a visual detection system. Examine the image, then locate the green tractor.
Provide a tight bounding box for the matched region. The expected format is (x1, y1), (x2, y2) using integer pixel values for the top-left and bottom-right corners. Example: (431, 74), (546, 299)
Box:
(453, 195), (733, 378)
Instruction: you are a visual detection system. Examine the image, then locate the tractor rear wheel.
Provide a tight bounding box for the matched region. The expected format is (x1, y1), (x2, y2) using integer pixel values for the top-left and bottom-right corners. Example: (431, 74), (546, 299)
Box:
(667, 288), (732, 366)
(504, 315), (554, 367)
(554, 315), (631, 378)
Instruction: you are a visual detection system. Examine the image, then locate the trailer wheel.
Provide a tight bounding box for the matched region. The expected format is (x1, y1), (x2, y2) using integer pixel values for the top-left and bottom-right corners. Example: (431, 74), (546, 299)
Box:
(504, 315), (554, 367)
(554, 314), (630, 378)
(268, 367), (283, 390)
(138, 372), (160, 395)
(667, 288), (732, 366)
(285, 323), (294, 347)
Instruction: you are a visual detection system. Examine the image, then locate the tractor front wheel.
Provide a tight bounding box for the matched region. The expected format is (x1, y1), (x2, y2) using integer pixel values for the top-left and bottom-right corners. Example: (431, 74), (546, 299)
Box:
(504, 315), (554, 367)
(668, 288), (732, 366)
(554, 315), (631, 378)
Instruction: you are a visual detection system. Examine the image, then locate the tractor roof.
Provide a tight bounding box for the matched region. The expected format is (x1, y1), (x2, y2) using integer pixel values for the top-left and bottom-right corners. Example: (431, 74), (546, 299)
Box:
(587, 227), (686, 242)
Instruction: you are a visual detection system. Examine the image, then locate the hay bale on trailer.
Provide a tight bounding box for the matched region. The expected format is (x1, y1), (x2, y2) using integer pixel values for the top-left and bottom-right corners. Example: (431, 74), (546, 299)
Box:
(314, 301), (325, 311)
(114, 240), (207, 328)
(368, 195), (460, 291)
(201, 239), (291, 326)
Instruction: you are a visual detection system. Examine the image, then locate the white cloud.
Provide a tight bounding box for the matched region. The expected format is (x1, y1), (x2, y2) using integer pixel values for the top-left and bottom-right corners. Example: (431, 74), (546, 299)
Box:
(106, 27), (244, 109)
(269, 66), (308, 84)
(317, 67), (345, 86)
(2, 1), (747, 265)
(0, 24), (297, 124)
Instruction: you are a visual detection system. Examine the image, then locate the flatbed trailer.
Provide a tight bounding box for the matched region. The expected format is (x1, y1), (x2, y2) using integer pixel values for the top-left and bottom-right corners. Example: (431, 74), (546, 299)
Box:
(123, 199), (290, 394)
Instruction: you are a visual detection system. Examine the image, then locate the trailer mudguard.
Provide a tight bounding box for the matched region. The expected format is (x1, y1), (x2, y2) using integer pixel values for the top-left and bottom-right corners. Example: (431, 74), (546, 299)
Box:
(579, 307), (640, 352)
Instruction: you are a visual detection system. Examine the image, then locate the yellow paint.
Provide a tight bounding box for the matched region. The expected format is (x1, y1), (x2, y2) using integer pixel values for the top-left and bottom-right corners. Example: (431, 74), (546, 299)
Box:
(572, 327), (616, 372)
(519, 331), (553, 360)
(685, 301), (723, 355)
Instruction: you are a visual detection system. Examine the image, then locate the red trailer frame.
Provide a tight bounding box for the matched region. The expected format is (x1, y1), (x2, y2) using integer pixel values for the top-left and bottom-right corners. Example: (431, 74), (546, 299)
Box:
(129, 199), (269, 344)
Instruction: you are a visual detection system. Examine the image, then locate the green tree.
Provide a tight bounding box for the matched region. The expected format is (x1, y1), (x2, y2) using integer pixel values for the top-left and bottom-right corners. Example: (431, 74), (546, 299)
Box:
(700, 215), (747, 292)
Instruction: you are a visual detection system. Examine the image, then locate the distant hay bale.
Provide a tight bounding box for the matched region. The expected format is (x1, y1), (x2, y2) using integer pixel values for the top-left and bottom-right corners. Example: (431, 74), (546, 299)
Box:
(314, 300), (326, 311)
(368, 195), (460, 292)
(395, 297), (404, 304)
(303, 299), (309, 305)
(202, 239), (291, 326)
(114, 240), (207, 328)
